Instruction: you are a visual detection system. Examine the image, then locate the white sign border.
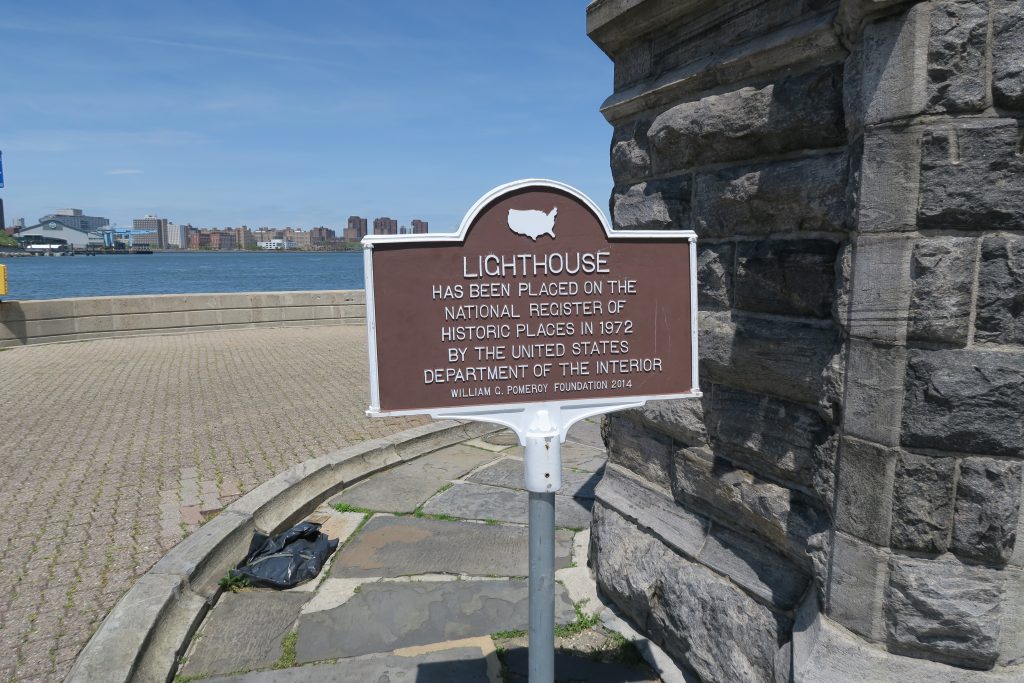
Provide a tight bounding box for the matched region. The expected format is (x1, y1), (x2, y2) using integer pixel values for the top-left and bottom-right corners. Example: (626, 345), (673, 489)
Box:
(362, 178), (701, 441)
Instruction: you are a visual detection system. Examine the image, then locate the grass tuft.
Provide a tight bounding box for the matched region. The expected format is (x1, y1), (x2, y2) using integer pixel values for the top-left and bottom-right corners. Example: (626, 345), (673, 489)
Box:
(409, 505), (460, 522)
(334, 502), (374, 514)
(491, 629), (527, 640)
(553, 599), (601, 638)
(217, 572), (250, 593)
(274, 632), (298, 669)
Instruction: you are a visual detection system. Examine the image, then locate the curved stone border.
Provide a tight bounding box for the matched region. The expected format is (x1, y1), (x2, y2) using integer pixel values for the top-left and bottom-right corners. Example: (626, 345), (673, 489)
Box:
(0, 290), (365, 348)
(64, 419), (500, 683)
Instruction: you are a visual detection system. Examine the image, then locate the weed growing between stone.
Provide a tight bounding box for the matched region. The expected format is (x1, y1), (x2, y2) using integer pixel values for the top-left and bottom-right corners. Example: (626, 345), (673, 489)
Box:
(554, 600), (601, 637)
(273, 632), (298, 669)
(491, 629), (528, 639)
(217, 572), (250, 592)
(172, 674), (205, 683)
(408, 505), (460, 522)
(333, 501), (373, 515)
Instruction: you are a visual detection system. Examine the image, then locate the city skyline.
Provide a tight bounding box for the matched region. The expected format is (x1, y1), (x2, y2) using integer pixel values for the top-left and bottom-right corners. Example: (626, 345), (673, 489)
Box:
(11, 206), (434, 234)
(1, 2), (613, 231)
(8, 207), (432, 251)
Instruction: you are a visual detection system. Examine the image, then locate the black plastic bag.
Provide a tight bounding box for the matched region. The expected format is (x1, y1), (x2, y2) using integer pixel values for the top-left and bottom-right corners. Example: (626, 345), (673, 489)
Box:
(231, 521), (338, 589)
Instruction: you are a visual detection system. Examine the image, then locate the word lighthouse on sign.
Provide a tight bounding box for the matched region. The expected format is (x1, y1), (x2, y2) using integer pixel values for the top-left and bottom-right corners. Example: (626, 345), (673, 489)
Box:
(362, 179), (699, 682)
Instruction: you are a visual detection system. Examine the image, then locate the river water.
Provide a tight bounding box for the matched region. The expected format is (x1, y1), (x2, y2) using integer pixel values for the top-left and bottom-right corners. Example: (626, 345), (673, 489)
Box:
(0, 251), (366, 300)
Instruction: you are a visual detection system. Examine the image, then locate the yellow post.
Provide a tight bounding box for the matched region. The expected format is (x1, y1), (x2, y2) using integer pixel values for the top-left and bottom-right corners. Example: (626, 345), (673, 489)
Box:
(0, 263), (6, 297)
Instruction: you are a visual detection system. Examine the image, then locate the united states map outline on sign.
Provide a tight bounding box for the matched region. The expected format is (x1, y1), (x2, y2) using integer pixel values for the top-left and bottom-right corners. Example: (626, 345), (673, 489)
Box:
(507, 207), (557, 240)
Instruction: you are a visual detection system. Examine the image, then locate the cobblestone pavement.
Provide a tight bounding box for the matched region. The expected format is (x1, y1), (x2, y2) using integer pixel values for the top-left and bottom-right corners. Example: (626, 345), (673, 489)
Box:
(0, 326), (428, 682)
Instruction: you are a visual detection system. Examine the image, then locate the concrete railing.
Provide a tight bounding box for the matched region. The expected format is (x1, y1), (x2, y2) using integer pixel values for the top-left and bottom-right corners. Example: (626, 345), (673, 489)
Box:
(0, 290), (366, 348)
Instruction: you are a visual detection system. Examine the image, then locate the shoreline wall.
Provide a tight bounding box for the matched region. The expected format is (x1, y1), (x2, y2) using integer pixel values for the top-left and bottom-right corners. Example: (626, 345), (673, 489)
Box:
(0, 290), (366, 348)
(588, 0), (1024, 680)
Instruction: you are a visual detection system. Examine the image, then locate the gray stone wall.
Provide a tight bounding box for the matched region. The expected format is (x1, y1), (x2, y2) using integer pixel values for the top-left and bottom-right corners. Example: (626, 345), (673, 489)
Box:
(587, 0), (1024, 680)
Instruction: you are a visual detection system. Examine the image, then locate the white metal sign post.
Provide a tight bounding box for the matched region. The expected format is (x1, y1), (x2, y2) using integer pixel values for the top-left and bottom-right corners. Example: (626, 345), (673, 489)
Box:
(363, 179), (699, 682)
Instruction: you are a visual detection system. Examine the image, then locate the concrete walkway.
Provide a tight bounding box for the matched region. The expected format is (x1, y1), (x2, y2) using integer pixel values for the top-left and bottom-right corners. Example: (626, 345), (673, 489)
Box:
(0, 326), (427, 683)
(173, 423), (662, 682)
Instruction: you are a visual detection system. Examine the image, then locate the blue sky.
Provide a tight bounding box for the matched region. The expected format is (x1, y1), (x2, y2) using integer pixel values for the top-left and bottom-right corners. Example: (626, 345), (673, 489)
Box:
(1, 2), (613, 231)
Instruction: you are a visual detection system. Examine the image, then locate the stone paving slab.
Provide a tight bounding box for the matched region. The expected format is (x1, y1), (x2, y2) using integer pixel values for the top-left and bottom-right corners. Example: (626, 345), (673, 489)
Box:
(328, 445), (497, 513)
(299, 577), (368, 614)
(561, 443), (609, 473)
(201, 638), (499, 682)
(463, 437), (512, 453)
(567, 419), (606, 449)
(501, 647), (659, 682)
(423, 482), (594, 529)
(467, 457), (603, 499)
(556, 529), (603, 615)
(295, 580), (575, 662)
(179, 592), (309, 678)
(480, 429), (520, 447)
(330, 515), (573, 578)
(316, 509), (365, 543)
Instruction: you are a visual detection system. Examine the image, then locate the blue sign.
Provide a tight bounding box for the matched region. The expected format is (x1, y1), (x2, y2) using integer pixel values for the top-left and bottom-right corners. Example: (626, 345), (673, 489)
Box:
(0, 151), (4, 188)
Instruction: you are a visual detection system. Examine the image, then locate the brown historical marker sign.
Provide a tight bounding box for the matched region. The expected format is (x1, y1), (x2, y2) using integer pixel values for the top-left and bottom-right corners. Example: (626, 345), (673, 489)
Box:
(364, 179), (699, 418)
